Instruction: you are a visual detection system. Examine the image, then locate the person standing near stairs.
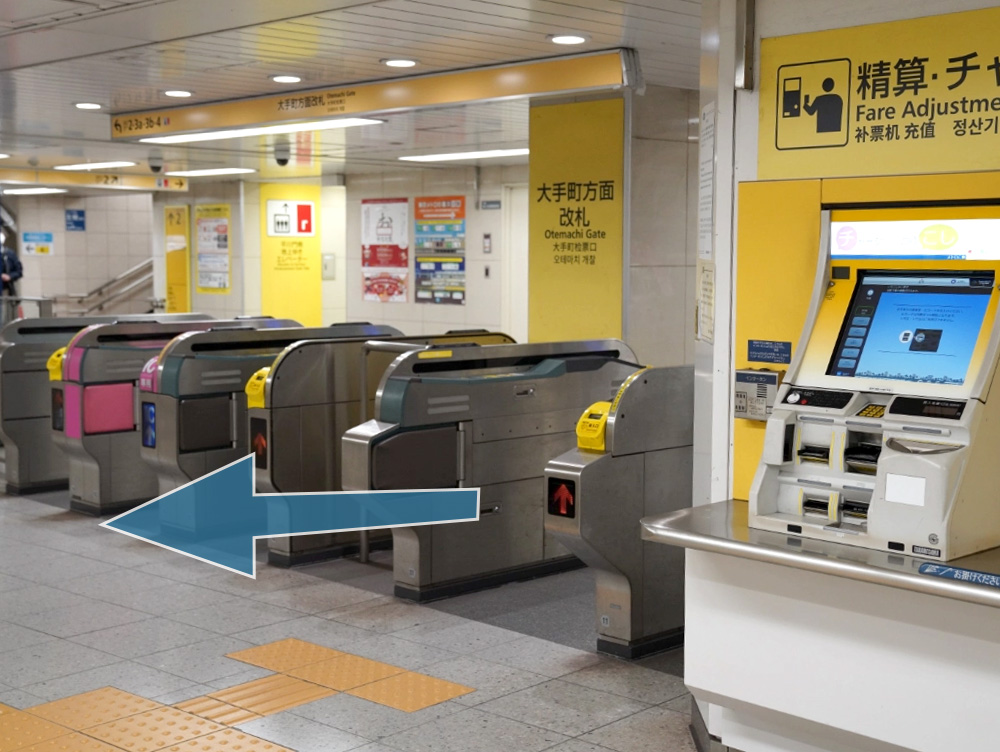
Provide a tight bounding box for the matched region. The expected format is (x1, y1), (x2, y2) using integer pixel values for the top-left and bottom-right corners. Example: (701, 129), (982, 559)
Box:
(0, 228), (23, 324)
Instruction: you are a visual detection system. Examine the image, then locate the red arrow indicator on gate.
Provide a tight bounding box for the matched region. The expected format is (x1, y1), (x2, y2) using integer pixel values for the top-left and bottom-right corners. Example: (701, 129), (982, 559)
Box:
(553, 484), (574, 515)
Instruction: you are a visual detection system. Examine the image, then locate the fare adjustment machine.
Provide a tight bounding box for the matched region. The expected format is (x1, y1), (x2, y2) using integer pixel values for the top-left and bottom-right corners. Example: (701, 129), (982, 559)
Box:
(751, 208), (1000, 561)
(545, 366), (693, 658)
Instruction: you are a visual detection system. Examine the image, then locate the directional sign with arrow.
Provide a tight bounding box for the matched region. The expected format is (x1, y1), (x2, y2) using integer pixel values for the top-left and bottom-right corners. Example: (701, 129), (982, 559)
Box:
(102, 455), (479, 577)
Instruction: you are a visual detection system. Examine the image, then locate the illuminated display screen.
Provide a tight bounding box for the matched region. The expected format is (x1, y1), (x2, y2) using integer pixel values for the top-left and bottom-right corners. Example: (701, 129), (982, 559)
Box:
(51, 389), (64, 431)
(827, 270), (994, 385)
(141, 402), (156, 448)
(831, 218), (1000, 260)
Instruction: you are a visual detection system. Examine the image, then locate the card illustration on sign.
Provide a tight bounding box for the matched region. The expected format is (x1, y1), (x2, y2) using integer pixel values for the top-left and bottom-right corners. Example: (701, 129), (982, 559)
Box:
(266, 200), (315, 237)
(776, 59), (851, 149)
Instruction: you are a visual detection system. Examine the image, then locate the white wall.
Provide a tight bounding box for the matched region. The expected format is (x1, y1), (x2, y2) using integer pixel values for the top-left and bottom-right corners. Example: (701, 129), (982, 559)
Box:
(344, 165), (527, 336)
(12, 192), (153, 313)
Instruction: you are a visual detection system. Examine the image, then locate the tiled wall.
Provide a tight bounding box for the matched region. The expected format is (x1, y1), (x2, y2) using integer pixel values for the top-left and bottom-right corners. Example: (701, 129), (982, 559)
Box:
(11, 193), (154, 314)
(345, 165), (527, 336)
(626, 85), (700, 367)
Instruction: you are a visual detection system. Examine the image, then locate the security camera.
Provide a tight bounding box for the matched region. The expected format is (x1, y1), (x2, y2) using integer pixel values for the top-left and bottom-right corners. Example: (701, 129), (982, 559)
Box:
(148, 156), (164, 173)
(274, 140), (291, 167)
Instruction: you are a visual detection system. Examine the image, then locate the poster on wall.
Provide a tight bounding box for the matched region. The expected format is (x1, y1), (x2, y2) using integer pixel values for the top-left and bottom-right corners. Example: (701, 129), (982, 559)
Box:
(164, 206), (191, 313)
(195, 204), (230, 293)
(361, 198), (409, 303)
(21, 232), (55, 256)
(415, 256), (465, 305)
(414, 196), (466, 305)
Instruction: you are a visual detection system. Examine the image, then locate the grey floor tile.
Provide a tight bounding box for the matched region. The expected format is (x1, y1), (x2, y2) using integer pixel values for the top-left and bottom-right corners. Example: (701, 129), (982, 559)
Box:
(350, 745), (408, 752)
(0, 584), (93, 617)
(477, 636), (603, 678)
(231, 615), (373, 650)
(134, 635), (260, 684)
(149, 683), (216, 705)
(135, 557), (223, 584)
(477, 679), (649, 737)
(323, 598), (458, 635)
(57, 569), (177, 599)
(203, 667), (276, 690)
(253, 582), (383, 614)
(9, 601), (151, 638)
(290, 694), (464, 741)
(69, 617), (218, 659)
(393, 620), (523, 654)
(484, 596), (598, 653)
(22, 659), (199, 702)
(197, 568), (317, 597)
(0, 573), (32, 593)
(635, 648), (684, 678)
(169, 598), (303, 634)
(580, 706), (696, 752)
(113, 582), (242, 616)
(561, 660), (689, 704)
(13, 553), (120, 585)
(0, 639), (118, 687)
(382, 707), (569, 752)
(544, 742), (618, 752)
(0, 689), (46, 709)
(237, 713), (369, 752)
(345, 634), (458, 670)
(662, 693), (693, 716)
(0, 622), (56, 651)
(421, 655), (548, 706)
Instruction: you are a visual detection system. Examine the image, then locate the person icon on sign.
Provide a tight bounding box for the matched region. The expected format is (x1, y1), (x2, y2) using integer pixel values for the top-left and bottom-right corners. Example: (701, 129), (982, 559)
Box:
(803, 77), (843, 133)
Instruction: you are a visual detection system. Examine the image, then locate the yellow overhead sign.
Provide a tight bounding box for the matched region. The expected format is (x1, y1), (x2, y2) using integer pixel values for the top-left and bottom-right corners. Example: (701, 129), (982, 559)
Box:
(0, 168), (187, 191)
(164, 206), (191, 313)
(111, 51), (633, 139)
(759, 7), (1000, 179)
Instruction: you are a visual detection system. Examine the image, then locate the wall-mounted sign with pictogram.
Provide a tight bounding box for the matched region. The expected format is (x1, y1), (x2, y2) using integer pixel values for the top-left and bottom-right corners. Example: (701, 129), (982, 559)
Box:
(266, 200), (315, 237)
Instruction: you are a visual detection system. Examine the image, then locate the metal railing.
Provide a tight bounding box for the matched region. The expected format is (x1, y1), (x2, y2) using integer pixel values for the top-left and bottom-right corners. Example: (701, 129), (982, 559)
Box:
(56, 258), (155, 315)
(2, 296), (55, 318)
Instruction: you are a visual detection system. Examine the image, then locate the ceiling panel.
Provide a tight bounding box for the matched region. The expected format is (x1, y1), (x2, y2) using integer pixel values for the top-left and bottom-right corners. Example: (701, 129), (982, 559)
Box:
(0, 0), (700, 188)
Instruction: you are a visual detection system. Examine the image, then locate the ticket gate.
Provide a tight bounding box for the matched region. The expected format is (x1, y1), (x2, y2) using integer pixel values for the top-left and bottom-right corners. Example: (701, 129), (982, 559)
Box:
(140, 323), (401, 495)
(248, 330), (515, 566)
(0, 314), (207, 494)
(51, 317), (296, 515)
(544, 365), (694, 658)
(341, 339), (641, 601)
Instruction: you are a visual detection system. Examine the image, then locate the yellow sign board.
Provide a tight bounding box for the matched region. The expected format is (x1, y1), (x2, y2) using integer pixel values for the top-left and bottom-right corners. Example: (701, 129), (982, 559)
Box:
(259, 184), (322, 326)
(0, 168), (187, 191)
(759, 7), (1000, 179)
(112, 52), (630, 139)
(528, 98), (624, 341)
(164, 205), (191, 313)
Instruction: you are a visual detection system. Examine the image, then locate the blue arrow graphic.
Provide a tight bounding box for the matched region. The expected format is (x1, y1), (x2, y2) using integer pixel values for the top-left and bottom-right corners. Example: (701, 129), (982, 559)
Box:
(101, 455), (479, 577)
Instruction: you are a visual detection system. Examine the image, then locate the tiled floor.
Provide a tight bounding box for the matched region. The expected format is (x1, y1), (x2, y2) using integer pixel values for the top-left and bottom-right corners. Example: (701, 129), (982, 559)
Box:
(0, 491), (695, 752)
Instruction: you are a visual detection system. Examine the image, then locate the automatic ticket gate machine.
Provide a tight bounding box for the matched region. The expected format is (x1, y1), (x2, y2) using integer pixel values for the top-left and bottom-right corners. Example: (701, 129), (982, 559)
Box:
(247, 329), (515, 566)
(0, 314), (207, 494)
(139, 323), (401, 495)
(750, 207), (1000, 561)
(544, 365), (693, 658)
(341, 339), (641, 601)
(51, 317), (296, 515)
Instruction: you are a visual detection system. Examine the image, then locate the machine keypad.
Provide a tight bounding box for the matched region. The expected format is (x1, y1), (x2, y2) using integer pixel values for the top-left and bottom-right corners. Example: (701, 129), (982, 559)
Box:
(856, 404), (886, 418)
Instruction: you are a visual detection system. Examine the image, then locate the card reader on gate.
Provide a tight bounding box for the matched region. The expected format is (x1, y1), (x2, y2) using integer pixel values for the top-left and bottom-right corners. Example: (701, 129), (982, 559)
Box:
(47, 347), (66, 382)
(576, 401), (611, 452)
(245, 367), (270, 409)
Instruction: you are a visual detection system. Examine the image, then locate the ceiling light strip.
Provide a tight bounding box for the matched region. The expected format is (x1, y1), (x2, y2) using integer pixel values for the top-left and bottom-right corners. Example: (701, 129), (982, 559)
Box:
(140, 118), (381, 145)
(399, 148), (529, 162)
(111, 50), (633, 141)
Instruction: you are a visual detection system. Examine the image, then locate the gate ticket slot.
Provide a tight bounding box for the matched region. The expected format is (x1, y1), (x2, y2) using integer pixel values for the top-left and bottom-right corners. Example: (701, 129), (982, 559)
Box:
(750, 207), (1000, 561)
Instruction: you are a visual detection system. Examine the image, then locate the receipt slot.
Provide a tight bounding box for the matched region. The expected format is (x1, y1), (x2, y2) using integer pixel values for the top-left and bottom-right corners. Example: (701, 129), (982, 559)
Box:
(544, 365), (693, 658)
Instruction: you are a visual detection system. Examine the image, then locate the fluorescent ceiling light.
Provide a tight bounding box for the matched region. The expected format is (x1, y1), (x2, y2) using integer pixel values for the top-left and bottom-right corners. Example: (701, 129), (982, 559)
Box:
(271, 75), (301, 83)
(54, 161), (136, 171)
(399, 148), (529, 163)
(140, 117), (382, 145)
(75, 102), (102, 110)
(383, 59), (417, 68)
(164, 90), (193, 98)
(164, 167), (256, 177)
(3, 187), (68, 195)
(548, 34), (587, 45)
(0, 154), (9, 159)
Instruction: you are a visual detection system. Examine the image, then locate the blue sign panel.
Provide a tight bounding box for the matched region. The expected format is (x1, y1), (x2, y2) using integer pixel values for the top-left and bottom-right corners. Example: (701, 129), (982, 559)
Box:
(65, 210), (86, 231)
(919, 562), (1000, 588)
(748, 339), (792, 364)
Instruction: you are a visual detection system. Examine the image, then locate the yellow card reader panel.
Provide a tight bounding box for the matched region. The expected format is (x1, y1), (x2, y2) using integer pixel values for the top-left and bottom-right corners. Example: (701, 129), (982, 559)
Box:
(246, 367), (270, 409)
(47, 347), (66, 382)
(577, 401), (612, 452)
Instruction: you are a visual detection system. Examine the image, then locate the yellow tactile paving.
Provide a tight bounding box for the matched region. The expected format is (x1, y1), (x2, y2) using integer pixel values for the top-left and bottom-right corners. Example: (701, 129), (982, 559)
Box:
(173, 697), (261, 726)
(0, 705), (16, 716)
(84, 707), (224, 752)
(207, 674), (335, 716)
(160, 729), (294, 751)
(225, 638), (343, 673)
(347, 671), (475, 712)
(16, 732), (126, 752)
(27, 687), (163, 730)
(286, 653), (406, 691)
(0, 710), (69, 752)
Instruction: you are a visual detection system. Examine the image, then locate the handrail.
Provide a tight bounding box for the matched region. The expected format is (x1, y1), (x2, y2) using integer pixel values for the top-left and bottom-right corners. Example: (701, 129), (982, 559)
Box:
(79, 272), (153, 314)
(61, 258), (153, 301)
(3, 296), (55, 318)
